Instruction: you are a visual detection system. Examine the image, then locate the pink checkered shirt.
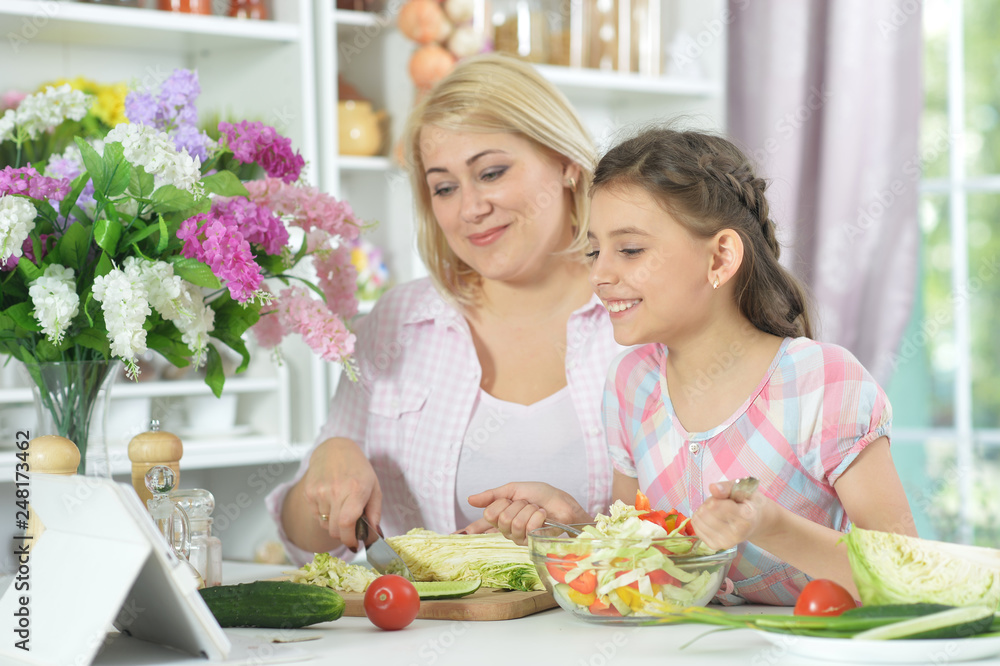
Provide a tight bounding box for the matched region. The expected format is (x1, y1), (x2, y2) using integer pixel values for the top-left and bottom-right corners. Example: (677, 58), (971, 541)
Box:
(267, 278), (625, 565)
(604, 337), (892, 605)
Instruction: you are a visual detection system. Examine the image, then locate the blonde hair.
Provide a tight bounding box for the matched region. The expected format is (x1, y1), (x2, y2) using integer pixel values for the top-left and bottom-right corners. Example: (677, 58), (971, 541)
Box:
(403, 53), (596, 306)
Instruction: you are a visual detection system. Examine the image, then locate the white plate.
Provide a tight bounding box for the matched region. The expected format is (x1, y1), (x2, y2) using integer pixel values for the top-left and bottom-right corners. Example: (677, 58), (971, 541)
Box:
(755, 631), (1000, 664)
(175, 424), (255, 440)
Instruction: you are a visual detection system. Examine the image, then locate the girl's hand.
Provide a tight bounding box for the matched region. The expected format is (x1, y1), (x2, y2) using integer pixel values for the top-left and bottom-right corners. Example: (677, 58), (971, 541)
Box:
(298, 437), (382, 551)
(690, 480), (773, 551)
(455, 517), (498, 535)
(467, 482), (591, 545)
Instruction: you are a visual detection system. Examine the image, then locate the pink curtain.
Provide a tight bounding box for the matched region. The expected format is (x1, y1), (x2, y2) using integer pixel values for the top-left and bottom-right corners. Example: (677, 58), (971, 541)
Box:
(727, 0), (923, 384)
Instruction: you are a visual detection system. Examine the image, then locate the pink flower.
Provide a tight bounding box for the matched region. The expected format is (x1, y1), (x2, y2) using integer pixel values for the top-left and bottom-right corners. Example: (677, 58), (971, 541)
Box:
(313, 243), (359, 320)
(211, 197), (288, 255)
(178, 216), (262, 303)
(250, 289), (286, 348)
(218, 121), (305, 184)
(244, 177), (360, 242)
(0, 165), (70, 201)
(1, 90), (27, 111)
(274, 286), (355, 363)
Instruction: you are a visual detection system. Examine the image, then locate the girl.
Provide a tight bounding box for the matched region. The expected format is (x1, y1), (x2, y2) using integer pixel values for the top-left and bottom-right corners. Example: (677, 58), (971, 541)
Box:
(470, 127), (917, 604)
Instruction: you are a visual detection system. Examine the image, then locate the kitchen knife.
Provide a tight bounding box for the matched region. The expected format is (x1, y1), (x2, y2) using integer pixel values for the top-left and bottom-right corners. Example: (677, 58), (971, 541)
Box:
(356, 515), (414, 581)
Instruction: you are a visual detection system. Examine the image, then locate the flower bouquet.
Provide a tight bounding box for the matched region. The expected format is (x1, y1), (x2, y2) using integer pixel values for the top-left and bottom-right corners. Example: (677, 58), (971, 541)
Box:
(0, 69), (360, 471)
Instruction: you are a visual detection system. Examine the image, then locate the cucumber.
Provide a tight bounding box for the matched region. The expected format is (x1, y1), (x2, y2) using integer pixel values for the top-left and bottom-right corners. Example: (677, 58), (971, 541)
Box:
(413, 580), (482, 599)
(852, 605), (995, 640)
(840, 603), (954, 620)
(198, 581), (345, 628)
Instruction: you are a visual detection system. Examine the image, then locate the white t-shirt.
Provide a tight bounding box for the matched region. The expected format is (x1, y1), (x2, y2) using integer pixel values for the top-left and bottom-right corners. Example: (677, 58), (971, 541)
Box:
(454, 386), (589, 528)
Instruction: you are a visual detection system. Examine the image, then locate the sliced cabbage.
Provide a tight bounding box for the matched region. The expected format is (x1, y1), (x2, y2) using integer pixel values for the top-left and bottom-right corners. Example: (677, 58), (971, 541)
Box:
(285, 552), (378, 593)
(846, 527), (1000, 610)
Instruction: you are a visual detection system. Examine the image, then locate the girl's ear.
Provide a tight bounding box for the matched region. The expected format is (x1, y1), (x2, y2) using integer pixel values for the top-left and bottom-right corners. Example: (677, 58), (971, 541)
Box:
(708, 228), (744, 288)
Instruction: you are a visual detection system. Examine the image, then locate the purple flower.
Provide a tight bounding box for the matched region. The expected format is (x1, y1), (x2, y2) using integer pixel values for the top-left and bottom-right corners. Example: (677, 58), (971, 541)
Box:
(125, 69), (210, 162)
(210, 198), (289, 256)
(218, 120), (304, 184)
(46, 153), (96, 213)
(178, 214), (263, 303)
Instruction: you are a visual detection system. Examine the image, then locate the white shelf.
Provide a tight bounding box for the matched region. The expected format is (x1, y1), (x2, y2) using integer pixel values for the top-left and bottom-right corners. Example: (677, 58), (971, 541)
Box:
(334, 8), (383, 27)
(0, 376), (280, 404)
(0, 439), (310, 476)
(0, 0), (300, 51)
(534, 64), (722, 101)
(338, 155), (396, 172)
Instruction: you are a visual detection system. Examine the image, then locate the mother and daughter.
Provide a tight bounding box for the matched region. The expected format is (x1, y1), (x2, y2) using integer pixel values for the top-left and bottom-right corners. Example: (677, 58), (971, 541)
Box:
(269, 54), (916, 605)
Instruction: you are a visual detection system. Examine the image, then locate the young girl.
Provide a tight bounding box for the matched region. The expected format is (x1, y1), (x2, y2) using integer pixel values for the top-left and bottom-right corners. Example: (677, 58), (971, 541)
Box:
(469, 127), (917, 605)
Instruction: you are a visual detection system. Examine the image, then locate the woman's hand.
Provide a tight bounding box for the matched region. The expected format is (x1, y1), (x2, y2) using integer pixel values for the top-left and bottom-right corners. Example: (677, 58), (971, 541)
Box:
(689, 480), (773, 551)
(467, 482), (591, 545)
(282, 437), (381, 552)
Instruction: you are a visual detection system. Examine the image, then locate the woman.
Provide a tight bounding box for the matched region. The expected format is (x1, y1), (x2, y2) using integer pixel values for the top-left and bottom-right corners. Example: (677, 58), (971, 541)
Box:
(266, 54), (625, 564)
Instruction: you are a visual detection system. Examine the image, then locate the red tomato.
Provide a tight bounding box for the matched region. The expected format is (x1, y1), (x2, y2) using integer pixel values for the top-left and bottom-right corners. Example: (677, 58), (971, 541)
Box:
(793, 579), (857, 617)
(363, 575), (420, 630)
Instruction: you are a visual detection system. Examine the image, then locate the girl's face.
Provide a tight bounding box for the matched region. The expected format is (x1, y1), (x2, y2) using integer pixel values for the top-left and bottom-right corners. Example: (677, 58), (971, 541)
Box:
(420, 127), (577, 286)
(588, 185), (715, 347)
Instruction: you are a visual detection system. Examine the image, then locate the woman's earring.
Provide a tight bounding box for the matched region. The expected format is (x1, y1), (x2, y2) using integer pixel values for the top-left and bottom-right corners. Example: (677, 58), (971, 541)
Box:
(712, 277), (720, 290)
(567, 176), (576, 192)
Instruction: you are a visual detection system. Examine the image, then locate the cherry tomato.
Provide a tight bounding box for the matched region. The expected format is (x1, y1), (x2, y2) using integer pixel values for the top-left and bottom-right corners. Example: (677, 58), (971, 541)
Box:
(793, 579), (857, 616)
(363, 575), (420, 630)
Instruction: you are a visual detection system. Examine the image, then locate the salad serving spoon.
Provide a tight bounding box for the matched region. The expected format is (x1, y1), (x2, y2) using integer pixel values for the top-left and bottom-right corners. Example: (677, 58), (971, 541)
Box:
(542, 520), (583, 536)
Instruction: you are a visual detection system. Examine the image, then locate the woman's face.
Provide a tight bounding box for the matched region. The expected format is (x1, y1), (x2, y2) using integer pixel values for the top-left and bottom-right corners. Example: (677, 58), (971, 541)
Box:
(420, 127), (577, 286)
(587, 185), (714, 347)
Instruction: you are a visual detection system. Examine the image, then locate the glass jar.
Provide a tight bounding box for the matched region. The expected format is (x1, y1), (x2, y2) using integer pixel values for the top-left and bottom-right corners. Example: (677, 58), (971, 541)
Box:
(491, 0), (549, 63)
(586, 0), (618, 71)
(170, 488), (223, 587)
(228, 0), (268, 19)
(158, 0), (213, 14)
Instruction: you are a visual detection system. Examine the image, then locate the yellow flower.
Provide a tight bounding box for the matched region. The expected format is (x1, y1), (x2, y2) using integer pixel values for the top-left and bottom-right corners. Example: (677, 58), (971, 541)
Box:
(350, 247), (369, 272)
(93, 82), (128, 127)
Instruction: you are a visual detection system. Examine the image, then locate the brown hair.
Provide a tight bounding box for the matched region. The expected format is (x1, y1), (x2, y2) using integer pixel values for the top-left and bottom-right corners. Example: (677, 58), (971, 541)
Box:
(592, 127), (813, 339)
(402, 53), (596, 306)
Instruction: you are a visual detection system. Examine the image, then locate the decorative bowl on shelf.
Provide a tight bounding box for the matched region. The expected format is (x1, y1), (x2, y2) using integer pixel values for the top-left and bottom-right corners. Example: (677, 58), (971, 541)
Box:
(338, 100), (387, 157)
(528, 525), (736, 624)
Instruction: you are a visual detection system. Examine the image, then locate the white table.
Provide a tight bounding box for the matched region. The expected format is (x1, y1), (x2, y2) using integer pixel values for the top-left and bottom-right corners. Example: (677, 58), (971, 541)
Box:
(89, 562), (1000, 666)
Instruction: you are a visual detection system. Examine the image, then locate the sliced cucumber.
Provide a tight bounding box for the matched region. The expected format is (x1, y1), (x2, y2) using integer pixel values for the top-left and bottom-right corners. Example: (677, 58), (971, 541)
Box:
(413, 580), (482, 600)
(852, 605), (994, 640)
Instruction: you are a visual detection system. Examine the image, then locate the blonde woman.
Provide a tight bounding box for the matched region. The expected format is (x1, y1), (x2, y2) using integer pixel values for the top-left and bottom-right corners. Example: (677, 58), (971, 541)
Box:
(268, 54), (625, 563)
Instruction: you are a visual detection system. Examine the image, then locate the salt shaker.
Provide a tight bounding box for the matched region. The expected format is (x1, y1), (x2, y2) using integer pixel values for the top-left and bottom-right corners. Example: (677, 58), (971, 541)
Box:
(129, 420), (183, 508)
(169, 488), (223, 587)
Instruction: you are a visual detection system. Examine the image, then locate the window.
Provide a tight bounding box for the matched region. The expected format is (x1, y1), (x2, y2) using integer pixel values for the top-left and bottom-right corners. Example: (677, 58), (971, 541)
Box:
(885, 0), (1000, 546)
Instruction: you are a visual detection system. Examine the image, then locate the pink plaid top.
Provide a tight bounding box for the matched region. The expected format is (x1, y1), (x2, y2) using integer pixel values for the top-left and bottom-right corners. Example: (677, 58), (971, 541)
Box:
(604, 337), (891, 605)
(268, 278), (625, 565)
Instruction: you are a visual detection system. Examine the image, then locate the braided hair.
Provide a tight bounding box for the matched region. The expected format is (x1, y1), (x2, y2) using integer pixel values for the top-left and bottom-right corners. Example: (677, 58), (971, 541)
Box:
(592, 127), (812, 339)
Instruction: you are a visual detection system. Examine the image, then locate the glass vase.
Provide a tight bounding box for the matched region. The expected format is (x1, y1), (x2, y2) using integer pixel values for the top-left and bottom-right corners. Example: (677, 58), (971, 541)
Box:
(20, 359), (119, 477)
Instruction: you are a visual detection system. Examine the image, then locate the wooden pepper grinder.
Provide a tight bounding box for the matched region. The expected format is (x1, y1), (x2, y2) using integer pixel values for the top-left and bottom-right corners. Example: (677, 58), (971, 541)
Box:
(128, 420), (183, 508)
(24, 435), (81, 551)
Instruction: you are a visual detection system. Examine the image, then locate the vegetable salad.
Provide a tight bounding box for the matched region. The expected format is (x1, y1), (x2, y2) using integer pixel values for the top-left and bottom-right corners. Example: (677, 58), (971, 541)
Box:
(536, 492), (729, 619)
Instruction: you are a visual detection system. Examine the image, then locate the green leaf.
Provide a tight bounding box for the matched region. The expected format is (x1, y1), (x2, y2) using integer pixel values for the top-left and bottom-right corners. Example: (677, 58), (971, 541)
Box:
(75, 136), (105, 191)
(74, 328), (111, 357)
(94, 252), (114, 278)
(150, 185), (196, 213)
(128, 165), (156, 199)
(34, 339), (61, 362)
(211, 328), (251, 374)
(94, 217), (122, 255)
(102, 142), (131, 198)
(204, 344), (225, 398)
(121, 219), (157, 247)
(57, 222), (91, 271)
(15, 259), (42, 284)
(156, 214), (169, 254)
(4, 303), (41, 332)
(169, 257), (221, 289)
(201, 170), (249, 197)
(147, 330), (194, 367)
(60, 171), (91, 220)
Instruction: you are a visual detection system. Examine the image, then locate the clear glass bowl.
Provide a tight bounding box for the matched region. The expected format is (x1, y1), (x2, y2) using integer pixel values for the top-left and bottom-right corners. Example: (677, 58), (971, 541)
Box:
(528, 525), (737, 624)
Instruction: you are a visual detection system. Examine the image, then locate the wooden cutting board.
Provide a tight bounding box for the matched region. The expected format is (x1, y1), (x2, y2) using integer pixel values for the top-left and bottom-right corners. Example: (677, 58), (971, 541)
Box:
(340, 586), (557, 621)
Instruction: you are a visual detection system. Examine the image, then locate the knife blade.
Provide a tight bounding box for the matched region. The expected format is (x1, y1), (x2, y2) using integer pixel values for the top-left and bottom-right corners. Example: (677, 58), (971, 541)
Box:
(356, 515), (414, 580)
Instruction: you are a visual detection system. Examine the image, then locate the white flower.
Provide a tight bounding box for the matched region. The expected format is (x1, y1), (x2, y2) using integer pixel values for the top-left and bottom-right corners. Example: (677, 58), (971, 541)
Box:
(0, 195), (36, 261)
(134, 259), (215, 367)
(29, 264), (80, 345)
(5, 85), (89, 141)
(0, 109), (16, 144)
(92, 257), (151, 378)
(104, 123), (203, 195)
